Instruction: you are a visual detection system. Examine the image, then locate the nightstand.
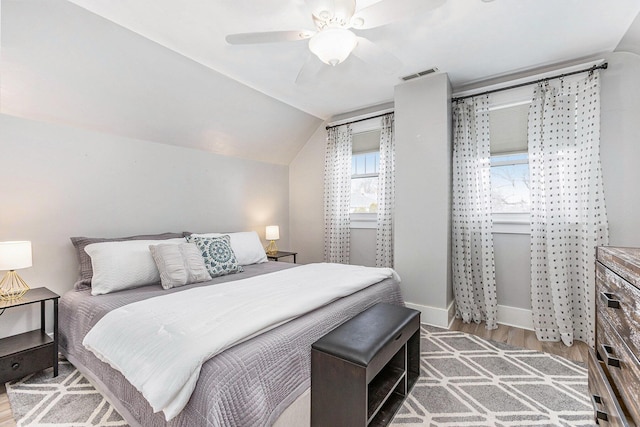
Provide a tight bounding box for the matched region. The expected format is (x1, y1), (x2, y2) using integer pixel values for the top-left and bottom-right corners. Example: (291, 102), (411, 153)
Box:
(267, 251), (297, 263)
(0, 287), (59, 383)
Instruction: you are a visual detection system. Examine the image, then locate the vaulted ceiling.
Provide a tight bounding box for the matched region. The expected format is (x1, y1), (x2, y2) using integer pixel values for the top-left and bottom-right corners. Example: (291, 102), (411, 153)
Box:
(2, 0), (639, 164)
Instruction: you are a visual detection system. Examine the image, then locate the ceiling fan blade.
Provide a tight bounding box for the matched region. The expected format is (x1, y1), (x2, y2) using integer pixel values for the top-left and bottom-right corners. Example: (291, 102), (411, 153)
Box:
(225, 30), (314, 45)
(352, 37), (401, 75)
(295, 53), (326, 85)
(351, 0), (446, 30)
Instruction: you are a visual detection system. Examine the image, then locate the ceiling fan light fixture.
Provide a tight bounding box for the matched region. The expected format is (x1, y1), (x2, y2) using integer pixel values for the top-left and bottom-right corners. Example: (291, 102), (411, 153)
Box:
(309, 28), (357, 66)
(309, 0), (356, 28)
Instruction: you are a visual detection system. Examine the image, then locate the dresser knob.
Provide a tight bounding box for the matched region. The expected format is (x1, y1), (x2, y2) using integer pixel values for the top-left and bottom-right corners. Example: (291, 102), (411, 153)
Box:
(11, 362), (20, 370)
(590, 394), (609, 421)
(601, 344), (621, 368)
(600, 292), (621, 309)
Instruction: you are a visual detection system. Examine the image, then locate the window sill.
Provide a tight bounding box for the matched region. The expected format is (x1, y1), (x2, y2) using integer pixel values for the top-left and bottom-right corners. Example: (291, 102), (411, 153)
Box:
(350, 213), (377, 229)
(492, 221), (530, 235)
(351, 219), (377, 229)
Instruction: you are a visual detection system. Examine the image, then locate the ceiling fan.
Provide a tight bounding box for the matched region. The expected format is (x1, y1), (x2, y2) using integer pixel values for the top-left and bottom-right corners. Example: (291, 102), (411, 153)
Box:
(225, 0), (445, 82)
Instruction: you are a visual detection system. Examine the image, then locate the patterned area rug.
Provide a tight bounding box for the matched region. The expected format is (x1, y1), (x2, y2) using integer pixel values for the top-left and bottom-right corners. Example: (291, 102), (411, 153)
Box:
(6, 328), (595, 427)
(6, 360), (127, 427)
(392, 325), (596, 427)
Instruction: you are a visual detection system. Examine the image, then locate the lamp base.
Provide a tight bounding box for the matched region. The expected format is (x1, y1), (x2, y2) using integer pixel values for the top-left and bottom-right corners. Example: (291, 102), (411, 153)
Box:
(0, 270), (30, 301)
(265, 240), (278, 256)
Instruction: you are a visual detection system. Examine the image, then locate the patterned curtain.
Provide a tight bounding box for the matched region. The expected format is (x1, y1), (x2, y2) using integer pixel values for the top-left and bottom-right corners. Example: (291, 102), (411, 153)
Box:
(324, 124), (352, 264)
(452, 95), (498, 330)
(528, 71), (608, 347)
(376, 114), (395, 268)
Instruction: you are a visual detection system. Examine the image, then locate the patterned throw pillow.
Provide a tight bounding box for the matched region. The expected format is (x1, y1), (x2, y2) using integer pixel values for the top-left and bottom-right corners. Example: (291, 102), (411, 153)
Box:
(186, 235), (244, 278)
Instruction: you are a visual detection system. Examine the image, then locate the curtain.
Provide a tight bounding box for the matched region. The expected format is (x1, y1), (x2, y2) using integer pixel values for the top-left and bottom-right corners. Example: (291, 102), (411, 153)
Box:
(452, 95), (498, 330)
(528, 71), (608, 347)
(376, 114), (395, 267)
(324, 124), (352, 264)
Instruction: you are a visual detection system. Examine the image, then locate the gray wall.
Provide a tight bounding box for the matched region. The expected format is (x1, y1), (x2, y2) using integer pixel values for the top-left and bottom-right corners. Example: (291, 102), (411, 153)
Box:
(600, 52), (640, 246)
(290, 53), (640, 330)
(0, 114), (289, 338)
(350, 229), (377, 267)
(394, 73), (453, 326)
(289, 124), (327, 265)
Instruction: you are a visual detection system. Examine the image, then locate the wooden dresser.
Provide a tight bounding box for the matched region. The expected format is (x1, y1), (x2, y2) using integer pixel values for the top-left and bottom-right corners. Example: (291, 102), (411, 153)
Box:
(590, 246), (640, 426)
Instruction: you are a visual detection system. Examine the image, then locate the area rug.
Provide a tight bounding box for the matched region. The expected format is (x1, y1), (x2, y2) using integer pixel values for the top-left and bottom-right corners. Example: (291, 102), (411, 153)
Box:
(6, 327), (595, 427)
(6, 360), (127, 427)
(391, 325), (596, 427)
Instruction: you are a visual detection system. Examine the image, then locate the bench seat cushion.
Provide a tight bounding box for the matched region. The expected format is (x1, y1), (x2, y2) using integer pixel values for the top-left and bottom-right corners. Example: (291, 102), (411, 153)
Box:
(312, 303), (419, 366)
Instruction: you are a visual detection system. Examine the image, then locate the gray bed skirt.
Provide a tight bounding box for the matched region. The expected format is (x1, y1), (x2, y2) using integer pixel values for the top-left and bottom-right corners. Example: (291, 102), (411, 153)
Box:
(59, 262), (404, 426)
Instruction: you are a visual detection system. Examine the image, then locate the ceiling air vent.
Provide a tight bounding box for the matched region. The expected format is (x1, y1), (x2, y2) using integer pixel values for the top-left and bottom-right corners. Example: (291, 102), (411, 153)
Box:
(401, 67), (439, 81)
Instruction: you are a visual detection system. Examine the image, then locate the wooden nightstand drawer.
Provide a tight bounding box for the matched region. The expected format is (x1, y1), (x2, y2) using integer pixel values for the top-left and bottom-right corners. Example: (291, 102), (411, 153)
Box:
(0, 339), (54, 383)
(0, 288), (60, 382)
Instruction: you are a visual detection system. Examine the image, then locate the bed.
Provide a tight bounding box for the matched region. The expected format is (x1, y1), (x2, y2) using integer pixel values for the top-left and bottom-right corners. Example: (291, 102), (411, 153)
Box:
(59, 258), (404, 426)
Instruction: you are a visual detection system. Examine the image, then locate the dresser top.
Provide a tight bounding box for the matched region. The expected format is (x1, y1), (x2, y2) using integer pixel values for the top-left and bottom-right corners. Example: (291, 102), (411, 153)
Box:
(597, 246), (640, 288)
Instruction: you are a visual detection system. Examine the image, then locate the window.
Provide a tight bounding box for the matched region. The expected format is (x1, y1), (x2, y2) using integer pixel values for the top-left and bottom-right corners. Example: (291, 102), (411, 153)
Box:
(351, 151), (379, 214)
(489, 102), (530, 231)
(350, 129), (381, 228)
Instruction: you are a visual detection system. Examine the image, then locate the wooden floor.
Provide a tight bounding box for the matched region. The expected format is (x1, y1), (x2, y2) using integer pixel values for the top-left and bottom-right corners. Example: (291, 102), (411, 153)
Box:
(449, 318), (589, 364)
(0, 321), (589, 426)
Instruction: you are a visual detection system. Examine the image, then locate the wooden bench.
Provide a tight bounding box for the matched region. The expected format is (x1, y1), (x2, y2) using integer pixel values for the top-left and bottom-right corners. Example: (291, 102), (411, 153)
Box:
(311, 303), (420, 427)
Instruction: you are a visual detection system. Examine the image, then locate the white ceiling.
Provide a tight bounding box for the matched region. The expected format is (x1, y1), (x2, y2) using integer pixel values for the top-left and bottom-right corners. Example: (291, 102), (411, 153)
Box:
(66, 0), (640, 118)
(2, 0), (639, 164)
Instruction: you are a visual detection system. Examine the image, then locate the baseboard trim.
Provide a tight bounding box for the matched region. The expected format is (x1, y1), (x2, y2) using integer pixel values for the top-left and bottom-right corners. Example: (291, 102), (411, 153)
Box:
(497, 304), (534, 330)
(406, 300), (455, 329)
(409, 301), (534, 331)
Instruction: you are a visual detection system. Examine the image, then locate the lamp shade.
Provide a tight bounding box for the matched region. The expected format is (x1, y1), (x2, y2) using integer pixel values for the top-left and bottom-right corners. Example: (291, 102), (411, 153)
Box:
(0, 241), (33, 271)
(309, 28), (357, 66)
(265, 226), (280, 241)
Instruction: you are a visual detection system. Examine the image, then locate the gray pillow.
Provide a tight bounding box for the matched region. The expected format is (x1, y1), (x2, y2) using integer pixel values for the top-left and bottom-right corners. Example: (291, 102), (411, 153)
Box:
(186, 235), (244, 278)
(149, 243), (212, 289)
(70, 232), (187, 290)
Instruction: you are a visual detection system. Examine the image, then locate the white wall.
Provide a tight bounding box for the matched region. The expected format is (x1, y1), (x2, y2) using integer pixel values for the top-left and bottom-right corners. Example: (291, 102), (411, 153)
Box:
(394, 73), (453, 327)
(0, 114), (289, 338)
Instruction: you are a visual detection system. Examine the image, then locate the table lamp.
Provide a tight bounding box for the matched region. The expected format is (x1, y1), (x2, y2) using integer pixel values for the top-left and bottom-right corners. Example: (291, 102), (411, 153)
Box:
(265, 226), (279, 255)
(0, 241), (32, 301)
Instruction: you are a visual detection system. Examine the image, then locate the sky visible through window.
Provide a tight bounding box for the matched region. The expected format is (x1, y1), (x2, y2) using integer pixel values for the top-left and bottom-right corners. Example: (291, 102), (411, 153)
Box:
(491, 153), (530, 213)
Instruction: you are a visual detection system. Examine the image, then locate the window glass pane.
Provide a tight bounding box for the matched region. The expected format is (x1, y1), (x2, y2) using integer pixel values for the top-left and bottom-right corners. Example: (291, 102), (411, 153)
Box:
(491, 162), (530, 213)
(355, 155), (365, 175)
(491, 152), (528, 165)
(352, 157), (356, 175)
(350, 176), (378, 213)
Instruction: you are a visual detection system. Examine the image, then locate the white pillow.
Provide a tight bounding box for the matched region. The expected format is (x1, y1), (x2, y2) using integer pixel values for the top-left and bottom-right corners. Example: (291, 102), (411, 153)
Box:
(190, 231), (267, 265)
(85, 238), (185, 295)
(149, 242), (212, 289)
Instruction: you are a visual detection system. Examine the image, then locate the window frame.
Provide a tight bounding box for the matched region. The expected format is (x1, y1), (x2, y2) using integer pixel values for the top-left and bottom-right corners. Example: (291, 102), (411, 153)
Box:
(490, 152), (531, 234)
(488, 98), (532, 235)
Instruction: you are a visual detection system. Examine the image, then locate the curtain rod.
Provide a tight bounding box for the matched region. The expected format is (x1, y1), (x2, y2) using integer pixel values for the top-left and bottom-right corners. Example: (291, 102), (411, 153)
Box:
(452, 62), (608, 103)
(325, 111), (393, 130)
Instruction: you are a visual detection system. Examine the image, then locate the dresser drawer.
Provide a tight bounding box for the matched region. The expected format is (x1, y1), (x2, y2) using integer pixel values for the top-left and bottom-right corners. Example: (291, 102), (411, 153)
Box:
(0, 343), (54, 383)
(598, 247), (640, 289)
(597, 318), (640, 426)
(597, 263), (640, 359)
(588, 348), (629, 426)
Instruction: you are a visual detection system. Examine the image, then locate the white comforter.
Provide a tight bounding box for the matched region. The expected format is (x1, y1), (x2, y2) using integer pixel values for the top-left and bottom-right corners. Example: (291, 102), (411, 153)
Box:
(83, 263), (399, 420)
